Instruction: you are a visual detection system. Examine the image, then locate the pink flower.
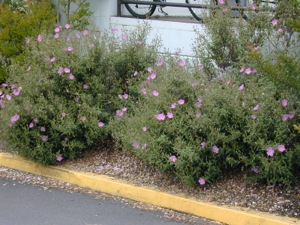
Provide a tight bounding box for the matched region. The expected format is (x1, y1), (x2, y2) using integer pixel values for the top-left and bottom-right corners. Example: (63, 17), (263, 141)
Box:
(271, 19), (278, 26)
(288, 112), (295, 119)
(178, 59), (186, 67)
(251, 3), (257, 10)
(266, 147), (274, 156)
(200, 141), (206, 149)
(251, 114), (257, 120)
(240, 67), (245, 72)
(277, 144), (286, 152)
(29, 123), (34, 128)
(178, 99), (185, 105)
(140, 88), (147, 95)
(13, 87), (22, 96)
(54, 26), (61, 33)
(142, 126), (147, 132)
(26, 66), (31, 71)
(148, 73), (156, 80)
(56, 154), (63, 162)
(69, 74), (75, 80)
(41, 135), (48, 142)
(10, 114), (20, 124)
(222, 7), (228, 12)
(152, 90), (159, 96)
(33, 118), (39, 123)
(50, 57), (56, 63)
(6, 94), (11, 101)
(37, 34), (43, 42)
(116, 110), (124, 117)
(98, 121), (105, 127)
(122, 107), (127, 112)
(54, 33), (59, 39)
(251, 68), (257, 74)
(157, 59), (164, 66)
(65, 47), (73, 52)
(171, 103), (176, 109)
(58, 67), (64, 75)
(83, 30), (89, 35)
(113, 27), (119, 34)
(166, 112), (174, 119)
(218, 0), (225, 4)
(147, 67), (153, 73)
(83, 84), (89, 89)
(244, 68), (252, 74)
(281, 114), (290, 122)
(132, 141), (140, 149)
(239, 84), (245, 90)
(169, 155), (177, 163)
(198, 177), (206, 185)
(122, 33), (129, 40)
(76, 33), (81, 39)
(156, 113), (166, 121)
(65, 23), (71, 29)
(133, 71), (138, 76)
(281, 99), (288, 107)
(64, 68), (71, 73)
(276, 28), (283, 34)
(40, 127), (46, 132)
(253, 104), (259, 111)
(212, 145), (219, 154)
(251, 167), (259, 174)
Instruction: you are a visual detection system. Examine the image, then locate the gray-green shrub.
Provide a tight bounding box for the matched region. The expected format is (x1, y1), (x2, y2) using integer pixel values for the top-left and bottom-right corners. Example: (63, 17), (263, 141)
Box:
(0, 24), (160, 164)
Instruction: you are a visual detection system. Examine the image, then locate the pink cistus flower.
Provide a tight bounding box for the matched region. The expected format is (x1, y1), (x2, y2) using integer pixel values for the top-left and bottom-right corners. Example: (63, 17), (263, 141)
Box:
(41, 135), (48, 142)
(281, 99), (288, 107)
(178, 59), (186, 67)
(10, 114), (20, 124)
(37, 34), (43, 42)
(200, 141), (206, 149)
(166, 112), (174, 119)
(198, 177), (206, 185)
(142, 126), (147, 132)
(271, 19), (279, 26)
(212, 145), (219, 154)
(98, 121), (105, 127)
(253, 104), (260, 111)
(56, 154), (63, 162)
(152, 90), (159, 96)
(277, 144), (286, 153)
(266, 147), (274, 157)
(65, 23), (71, 29)
(169, 155), (177, 163)
(178, 99), (185, 105)
(132, 141), (140, 149)
(156, 113), (166, 121)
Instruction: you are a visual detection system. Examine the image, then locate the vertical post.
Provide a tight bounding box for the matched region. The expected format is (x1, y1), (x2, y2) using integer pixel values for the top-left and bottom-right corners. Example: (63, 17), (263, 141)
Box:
(117, 0), (122, 17)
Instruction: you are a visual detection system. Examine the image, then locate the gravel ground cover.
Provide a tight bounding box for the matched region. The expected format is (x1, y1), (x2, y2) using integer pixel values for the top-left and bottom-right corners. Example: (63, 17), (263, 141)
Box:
(1, 145), (299, 223)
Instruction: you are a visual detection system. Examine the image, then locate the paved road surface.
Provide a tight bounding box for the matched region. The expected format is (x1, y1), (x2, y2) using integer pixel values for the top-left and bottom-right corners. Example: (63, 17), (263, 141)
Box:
(0, 178), (212, 225)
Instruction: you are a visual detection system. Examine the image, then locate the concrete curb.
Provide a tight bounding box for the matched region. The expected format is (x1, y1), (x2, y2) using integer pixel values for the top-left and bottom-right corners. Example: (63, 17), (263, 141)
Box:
(0, 152), (299, 225)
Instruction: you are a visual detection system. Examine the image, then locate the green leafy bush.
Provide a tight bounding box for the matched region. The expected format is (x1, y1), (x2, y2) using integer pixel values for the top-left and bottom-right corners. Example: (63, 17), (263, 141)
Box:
(111, 51), (300, 186)
(0, 24), (160, 165)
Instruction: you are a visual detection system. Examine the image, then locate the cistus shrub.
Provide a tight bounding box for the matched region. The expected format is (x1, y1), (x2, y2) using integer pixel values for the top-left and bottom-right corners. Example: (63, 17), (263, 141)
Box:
(111, 51), (299, 186)
(0, 24), (160, 165)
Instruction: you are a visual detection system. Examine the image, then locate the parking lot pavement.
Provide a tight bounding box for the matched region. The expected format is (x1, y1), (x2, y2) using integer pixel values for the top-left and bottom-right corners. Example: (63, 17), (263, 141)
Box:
(0, 178), (206, 225)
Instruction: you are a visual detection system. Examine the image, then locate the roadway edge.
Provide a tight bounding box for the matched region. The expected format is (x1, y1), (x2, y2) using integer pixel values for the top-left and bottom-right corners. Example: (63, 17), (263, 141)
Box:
(0, 152), (299, 225)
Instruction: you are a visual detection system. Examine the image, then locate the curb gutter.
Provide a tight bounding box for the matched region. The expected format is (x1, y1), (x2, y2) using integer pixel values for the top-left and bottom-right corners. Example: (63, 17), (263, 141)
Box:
(0, 152), (299, 225)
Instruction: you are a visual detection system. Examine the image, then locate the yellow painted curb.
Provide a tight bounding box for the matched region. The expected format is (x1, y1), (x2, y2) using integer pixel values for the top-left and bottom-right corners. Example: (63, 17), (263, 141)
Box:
(0, 152), (299, 225)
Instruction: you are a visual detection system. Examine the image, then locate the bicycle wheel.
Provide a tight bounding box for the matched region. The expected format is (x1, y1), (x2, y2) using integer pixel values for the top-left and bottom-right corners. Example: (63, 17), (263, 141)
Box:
(124, 0), (157, 19)
(186, 0), (216, 21)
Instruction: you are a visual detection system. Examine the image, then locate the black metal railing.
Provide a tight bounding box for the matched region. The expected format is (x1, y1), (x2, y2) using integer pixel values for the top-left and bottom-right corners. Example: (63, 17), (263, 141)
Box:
(117, 0), (251, 17)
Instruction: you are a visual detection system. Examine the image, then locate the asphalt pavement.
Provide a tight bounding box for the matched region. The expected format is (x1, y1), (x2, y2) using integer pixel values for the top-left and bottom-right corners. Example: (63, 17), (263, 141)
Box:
(0, 178), (200, 225)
